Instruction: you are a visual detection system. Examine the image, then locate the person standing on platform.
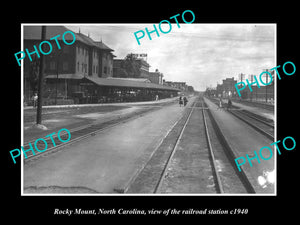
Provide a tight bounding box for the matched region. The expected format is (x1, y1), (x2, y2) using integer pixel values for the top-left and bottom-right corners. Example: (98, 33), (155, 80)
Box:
(179, 96), (183, 107)
(32, 93), (38, 108)
(183, 97), (188, 106)
(217, 97), (223, 110)
(227, 98), (232, 110)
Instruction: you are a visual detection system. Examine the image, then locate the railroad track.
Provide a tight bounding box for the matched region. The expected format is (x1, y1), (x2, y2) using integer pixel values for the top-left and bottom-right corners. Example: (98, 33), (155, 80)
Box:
(153, 99), (224, 193)
(229, 109), (274, 140)
(233, 99), (274, 111)
(125, 96), (254, 194)
(209, 98), (274, 141)
(23, 102), (173, 163)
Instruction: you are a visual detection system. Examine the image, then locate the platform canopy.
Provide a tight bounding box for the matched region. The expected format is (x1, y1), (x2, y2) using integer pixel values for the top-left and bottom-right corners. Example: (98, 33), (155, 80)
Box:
(46, 74), (181, 92)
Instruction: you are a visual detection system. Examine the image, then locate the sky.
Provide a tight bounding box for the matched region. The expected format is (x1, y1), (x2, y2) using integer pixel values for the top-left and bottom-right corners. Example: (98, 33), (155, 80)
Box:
(66, 24), (275, 91)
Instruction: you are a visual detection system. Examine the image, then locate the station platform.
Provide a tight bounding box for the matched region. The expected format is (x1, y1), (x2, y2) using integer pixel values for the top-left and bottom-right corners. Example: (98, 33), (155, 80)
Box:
(23, 98), (189, 194)
(23, 97), (179, 110)
(23, 96), (180, 143)
(204, 97), (275, 194)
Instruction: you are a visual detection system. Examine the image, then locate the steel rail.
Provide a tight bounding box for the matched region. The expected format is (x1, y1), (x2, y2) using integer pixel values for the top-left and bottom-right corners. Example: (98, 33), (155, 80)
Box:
(239, 110), (274, 128)
(207, 97), (274, 140)
(201, 100), (224, 194)
(24, 104), (165, 162)
(229, 110), (274, 141)
(126, 96), (256, 194)
(154, 99), (225, 194)
(153, 102), (196, 193)
(204, 100), (256, 193)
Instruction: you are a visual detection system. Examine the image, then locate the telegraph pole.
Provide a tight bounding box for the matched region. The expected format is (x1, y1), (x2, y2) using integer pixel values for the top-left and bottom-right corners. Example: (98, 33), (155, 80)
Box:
(249, 74), (254, 102)
(36, 26), (46, 125)
(240, 73), (244, 83)
(265, 71), (268, 103)
(264, 69), (270, 103)
(239, 73), (244, 99)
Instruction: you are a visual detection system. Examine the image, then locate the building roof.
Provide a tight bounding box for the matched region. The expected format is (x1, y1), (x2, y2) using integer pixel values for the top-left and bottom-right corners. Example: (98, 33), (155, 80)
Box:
(114, 58), (150, 67)
(76, 32), (99, 48)
(45, 74), (180, 91)
(173, 81), (186, 84)
(46, 74), (84, 79)
(24, 26), (72, 41)
(107, 77), (151, 83)
(23, 25), (115, 52)
(149, 72), (163, 77)
(84, 76), (180, 91)
(94, 41), (114, 51)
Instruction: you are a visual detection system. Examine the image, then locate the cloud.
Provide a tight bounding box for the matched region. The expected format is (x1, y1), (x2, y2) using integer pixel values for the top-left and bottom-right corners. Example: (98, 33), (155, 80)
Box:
(66, 24), (275, 91)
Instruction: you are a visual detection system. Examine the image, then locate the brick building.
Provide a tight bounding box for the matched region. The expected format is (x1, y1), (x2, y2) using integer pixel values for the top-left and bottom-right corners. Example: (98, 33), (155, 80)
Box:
(23, 25), (115, 104)
(173, 82), (188, 91)
(163, 80), (188, 92)
(148, 69), (163, 84)
(216, 76), (274, 102)
(113, 57), (150, 78)
(216, 77), (237, 97)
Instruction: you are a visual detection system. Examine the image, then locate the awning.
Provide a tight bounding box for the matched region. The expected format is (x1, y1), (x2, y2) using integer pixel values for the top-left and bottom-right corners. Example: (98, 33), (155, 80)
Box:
(45, 74), (181, 91)
(82, 76), (180, 91)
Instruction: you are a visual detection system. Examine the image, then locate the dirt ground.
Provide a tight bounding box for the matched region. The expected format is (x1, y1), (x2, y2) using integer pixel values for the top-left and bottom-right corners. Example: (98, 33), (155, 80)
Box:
(23, 105), (129, 142)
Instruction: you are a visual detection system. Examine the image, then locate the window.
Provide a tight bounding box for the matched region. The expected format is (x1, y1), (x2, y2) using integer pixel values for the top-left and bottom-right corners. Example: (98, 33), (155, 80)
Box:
(104, 66), (107, 74)
(50, 61), (56, 70)
(63, 46), (69, 53)
(63, 62), (68, 71)
(77, 62), (79, 72)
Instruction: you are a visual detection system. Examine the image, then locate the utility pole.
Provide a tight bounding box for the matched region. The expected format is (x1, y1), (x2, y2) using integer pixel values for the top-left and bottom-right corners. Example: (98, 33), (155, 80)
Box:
(265, 72), (268, 103)
(264, 69), (269, 103)
(239, 73), (244, 83)
(55, 45), (63, 105)
(36, 26), (46, 125)
(55, 55), (59, 105)
(239, 73), (244, 99)
(249, 74), (254, 102)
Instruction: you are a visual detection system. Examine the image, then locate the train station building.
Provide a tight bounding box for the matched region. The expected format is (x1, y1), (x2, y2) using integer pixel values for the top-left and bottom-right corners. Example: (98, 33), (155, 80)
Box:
(216, 77), (237, 98)
(213, 76), (274, 102)
(23, 26), (180, 105)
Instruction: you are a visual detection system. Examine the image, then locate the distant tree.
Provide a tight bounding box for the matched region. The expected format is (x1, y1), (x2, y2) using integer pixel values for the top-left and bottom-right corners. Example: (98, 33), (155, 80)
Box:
(187, 86), (194, 92)
(27, 54), (47, 97)
(114, 67), (129, 78)
(121, 53), (140, 78)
